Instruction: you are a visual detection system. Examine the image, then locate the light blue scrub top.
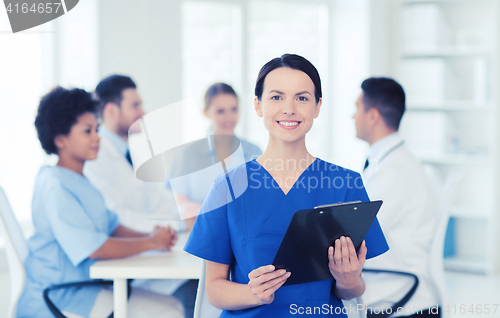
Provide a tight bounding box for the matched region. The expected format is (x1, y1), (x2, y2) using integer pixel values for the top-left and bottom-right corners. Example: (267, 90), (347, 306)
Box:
(17, 166), (120, 318)
(184, 159), (389, 317)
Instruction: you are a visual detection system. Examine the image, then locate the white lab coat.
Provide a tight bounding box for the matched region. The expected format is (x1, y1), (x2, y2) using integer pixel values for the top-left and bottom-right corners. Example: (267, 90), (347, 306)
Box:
(362, 133), (440, 316)
(84, 134), (186, 296)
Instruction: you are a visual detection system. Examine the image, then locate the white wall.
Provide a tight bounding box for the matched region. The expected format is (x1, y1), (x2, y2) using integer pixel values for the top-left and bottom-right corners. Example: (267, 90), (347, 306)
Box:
(54, 0), (99, 91)
(0, 13), (53, 232)
(329, 0), (370, 171)
(368, 0), (395, 76)
(98, 0), (183, 116)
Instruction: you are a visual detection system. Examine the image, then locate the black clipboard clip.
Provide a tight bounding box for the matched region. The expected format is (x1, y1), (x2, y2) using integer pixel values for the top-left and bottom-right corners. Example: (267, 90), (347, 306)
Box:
(314, 201), (361, 209)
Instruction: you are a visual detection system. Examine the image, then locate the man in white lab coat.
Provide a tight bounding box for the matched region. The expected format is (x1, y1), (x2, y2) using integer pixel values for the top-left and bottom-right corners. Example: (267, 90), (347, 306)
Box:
(83, 75), (197, 318)
(353, 77), (441, 317)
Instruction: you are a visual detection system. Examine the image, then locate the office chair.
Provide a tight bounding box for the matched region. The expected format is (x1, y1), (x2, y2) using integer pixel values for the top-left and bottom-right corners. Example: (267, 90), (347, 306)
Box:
(362, 172), (462, 318)
(0, 187), (123, 318)
(427, 172), (463, 318)
(362, 268), (419, 318)
(194, 260), (367, 318)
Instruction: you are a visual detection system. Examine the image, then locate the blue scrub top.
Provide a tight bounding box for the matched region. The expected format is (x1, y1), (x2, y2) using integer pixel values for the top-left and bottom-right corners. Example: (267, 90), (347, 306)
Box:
(184, 158), (389, 317)
(17, 166), (120, 318)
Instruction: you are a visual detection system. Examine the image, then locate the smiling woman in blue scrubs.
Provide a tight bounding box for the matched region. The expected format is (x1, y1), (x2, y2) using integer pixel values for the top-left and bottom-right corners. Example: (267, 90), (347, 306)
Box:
(184, 54), (389, 317)
(17, 87), (179, 318)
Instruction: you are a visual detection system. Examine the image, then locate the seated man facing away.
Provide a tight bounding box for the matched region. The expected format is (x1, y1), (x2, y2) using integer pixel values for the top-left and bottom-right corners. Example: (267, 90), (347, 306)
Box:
(353, 77), (441, 317)
(83, 75), (197, 318)
(17, 87), (183, 318)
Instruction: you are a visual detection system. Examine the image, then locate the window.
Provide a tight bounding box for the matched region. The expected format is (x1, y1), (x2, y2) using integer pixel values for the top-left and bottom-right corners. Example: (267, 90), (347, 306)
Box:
(0, 0), (99, 238)
(0, 18), (50, 235)
(182, 1), (242, 134)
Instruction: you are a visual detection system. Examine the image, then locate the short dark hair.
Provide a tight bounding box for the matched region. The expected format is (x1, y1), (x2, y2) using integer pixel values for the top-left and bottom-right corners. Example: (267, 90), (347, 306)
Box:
(34, 86), (98, 155)
(255, 54), (322, 103)
(204, 83), (237, 111)
(361, 77), (406, 130)
(94, 75), (137, 116)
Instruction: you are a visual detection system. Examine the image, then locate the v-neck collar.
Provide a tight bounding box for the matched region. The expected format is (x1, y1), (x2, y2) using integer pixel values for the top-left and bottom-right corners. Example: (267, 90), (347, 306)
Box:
(253, 158), (319, 196)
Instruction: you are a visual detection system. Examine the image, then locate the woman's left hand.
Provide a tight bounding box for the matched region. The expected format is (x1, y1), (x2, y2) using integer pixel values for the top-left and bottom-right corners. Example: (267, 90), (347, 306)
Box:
(328, 236), (366, 290)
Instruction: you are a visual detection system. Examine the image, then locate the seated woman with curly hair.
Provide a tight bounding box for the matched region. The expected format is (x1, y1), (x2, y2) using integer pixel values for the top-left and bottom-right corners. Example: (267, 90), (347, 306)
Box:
(17, 87), (184, 318)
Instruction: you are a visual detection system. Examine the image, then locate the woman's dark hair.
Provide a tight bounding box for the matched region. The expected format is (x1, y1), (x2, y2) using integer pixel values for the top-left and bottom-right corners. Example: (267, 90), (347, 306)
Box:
(204, 83), (237, 111)
(94, 74), (136, 116)
(254, 54), (322, 103)
(361, 77), (406, 130)
(34, 86), (98, 155)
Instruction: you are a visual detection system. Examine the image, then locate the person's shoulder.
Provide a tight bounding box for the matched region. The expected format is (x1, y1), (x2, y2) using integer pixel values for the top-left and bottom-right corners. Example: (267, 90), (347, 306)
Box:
(184, 138), (209, 152)
(384, 144), (426, 175)
(400, 145), (424, 166)
(374, 145), (435, 193)
(93, 137), (120, 159)
(239, 138), (262, 157)
(202, 161), (254, 203)
(172, 138), (211, 166)
(35, 166), (68, 195)
(84, 138), (121, 174)
(209, 160), (255, 190)
(37, 166), (61, 182)
(240, 138), (260, 150)
(217, 159), (256, 181)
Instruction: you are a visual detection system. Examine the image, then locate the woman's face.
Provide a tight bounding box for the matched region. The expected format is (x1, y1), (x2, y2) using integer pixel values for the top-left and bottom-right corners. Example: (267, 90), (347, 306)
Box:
(254, 67), (321, 143)
(204, 93), (239, 135)
(55, 112), (101, 161)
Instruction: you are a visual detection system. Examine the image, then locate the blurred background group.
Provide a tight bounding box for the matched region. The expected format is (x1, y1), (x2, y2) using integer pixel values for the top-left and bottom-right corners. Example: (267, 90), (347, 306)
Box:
(1, 0), (499, 297)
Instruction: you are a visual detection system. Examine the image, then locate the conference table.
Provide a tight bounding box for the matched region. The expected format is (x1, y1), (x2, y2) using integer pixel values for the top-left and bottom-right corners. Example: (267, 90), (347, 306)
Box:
(89, 233), (202, 318)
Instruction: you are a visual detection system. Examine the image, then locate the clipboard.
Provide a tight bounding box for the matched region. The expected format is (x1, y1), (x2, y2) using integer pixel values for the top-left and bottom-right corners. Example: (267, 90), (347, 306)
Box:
(272, 200), (383, 286)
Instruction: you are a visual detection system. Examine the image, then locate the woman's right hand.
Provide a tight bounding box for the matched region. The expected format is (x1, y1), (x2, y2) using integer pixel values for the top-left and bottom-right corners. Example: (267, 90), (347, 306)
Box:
(248, 265), (291, 305)
(150, 226), (176, 251)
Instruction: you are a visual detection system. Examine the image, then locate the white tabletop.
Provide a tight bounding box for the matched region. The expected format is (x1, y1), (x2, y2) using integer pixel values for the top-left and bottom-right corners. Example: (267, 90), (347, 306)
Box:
(89, 233), (202, 280)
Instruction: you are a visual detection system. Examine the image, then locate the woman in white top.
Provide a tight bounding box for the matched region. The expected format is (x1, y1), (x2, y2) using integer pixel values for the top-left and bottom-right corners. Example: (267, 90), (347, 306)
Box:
(170, 83), (262, 229)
